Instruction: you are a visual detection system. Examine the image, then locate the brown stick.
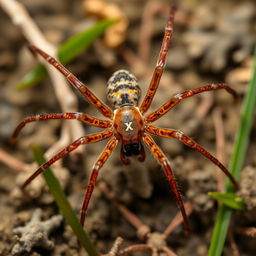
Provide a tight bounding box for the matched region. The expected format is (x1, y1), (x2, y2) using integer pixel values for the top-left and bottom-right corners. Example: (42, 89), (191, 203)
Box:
(162, 246), (178, 256)
(163, 202), (193, 238)
(236, 227), (256, 238)
(139, 1), (168, 64)
(118, 244), (152, 256)
(0, 0), (84, 157)
(0, 148), (27, 172)
(98, 181), (148, 233)
(102, 237), (124, 256)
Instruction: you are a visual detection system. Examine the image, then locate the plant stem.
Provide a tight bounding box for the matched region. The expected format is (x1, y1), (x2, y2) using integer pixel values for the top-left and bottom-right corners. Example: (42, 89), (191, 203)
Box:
(32, 145), (100, 256)
(208, 48), (256, 255)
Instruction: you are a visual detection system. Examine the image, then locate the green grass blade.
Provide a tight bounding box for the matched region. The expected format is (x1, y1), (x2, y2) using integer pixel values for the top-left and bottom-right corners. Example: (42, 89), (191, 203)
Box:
(58, 18), (118, 63)
(208, 192), (246, 210)
(208, 48), (256, 255)
(17, 19), (117, 90)
(17, 65), (47, 90)
(32, 145), (100, 256)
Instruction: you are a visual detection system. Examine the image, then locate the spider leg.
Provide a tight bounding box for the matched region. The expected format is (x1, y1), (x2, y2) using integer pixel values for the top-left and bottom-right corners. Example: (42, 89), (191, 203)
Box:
(146, 83), (238, 123)
(145, 125), (238, 188)
(21, 130), (113, 189)
(80, 137), (118, 227)
(140, 6), (176, 115)
(28, 45), (113, 119)
(11, 113), (112, 143)
(143, 133), (190, 233)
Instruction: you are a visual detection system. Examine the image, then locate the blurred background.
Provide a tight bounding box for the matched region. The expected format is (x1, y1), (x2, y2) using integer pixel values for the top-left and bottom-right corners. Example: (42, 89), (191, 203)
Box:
(0, 0), (255, 255)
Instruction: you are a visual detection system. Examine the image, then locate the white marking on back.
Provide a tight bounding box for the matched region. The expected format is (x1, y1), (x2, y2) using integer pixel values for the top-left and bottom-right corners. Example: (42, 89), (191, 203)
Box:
(125, 122), (133, 131)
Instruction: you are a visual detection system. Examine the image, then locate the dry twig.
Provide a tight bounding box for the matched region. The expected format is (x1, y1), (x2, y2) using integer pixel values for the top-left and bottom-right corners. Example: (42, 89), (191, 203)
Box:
(12, 209), (62, 255)
(0, 148), (27, 172)
(99, 181), (193, 256)
(236, 227), (256, 238)
(162, 201), (193, 238)
(139, 1), (168, 64)
(121, 47), (150, 78)
(103, 237), (124, 256)
(0, 0), (84, 158)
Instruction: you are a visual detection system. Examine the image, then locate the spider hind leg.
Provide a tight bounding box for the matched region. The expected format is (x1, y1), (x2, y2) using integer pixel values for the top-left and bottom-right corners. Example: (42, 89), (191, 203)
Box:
(143, 133), (191, 233)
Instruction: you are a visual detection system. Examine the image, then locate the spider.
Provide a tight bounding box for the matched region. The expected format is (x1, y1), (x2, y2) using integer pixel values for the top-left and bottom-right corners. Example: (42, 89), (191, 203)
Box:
(12, 6), (238, 233)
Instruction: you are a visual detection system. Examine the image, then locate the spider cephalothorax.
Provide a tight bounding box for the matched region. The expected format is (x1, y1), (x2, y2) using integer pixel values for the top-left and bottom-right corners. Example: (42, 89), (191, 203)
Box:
(113, 105), (145, 162)
(12, 6), (238, 233)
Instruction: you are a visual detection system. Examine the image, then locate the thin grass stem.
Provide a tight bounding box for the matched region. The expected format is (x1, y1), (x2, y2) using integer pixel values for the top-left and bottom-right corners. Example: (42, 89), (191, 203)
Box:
(208, 48), (256, 255)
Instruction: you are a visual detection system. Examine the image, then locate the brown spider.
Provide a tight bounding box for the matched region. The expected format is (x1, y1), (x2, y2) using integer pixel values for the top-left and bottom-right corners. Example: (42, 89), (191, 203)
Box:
(12, 6), (238, 233)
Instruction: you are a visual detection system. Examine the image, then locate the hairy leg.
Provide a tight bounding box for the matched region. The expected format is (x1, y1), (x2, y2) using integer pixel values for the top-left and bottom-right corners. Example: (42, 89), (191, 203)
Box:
(11, 113), (112, 142)
(80, 137), (118, 227)
(28, 45), (113, 119)
(21, 130), (113, 189)
(143, 133), (190, 233)
(140, 6), (176, 114)
(146, 84), (238, 123)
(145, 125), (238, 188)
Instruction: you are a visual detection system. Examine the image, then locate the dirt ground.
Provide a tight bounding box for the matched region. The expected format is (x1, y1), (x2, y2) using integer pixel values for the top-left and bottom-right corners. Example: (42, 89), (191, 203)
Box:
(0, 0), (256, 255)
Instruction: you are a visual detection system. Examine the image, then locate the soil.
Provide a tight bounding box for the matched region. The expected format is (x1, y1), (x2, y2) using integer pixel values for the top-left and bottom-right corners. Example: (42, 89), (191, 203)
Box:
(0, 0), (256, 255)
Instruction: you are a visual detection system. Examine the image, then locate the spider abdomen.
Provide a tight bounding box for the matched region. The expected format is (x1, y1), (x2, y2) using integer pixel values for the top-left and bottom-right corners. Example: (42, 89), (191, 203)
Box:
(107, 70), (141, 108)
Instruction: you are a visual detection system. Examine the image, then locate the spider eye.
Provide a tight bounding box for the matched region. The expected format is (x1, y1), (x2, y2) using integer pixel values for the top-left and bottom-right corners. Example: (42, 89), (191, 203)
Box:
(123, 143), (141, 156)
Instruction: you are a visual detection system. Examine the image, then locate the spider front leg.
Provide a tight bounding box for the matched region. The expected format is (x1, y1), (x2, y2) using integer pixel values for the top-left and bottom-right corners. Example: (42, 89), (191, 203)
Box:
(146, 83), (238, 123)
(28, 45), (113, 119)
(21, 130), (113, 189)
(143, 133), (190, 233)
(80, 137), (118, 227)
(11, 113), (112, 143)
(140, 6), (176, 115)
(145, 125), (238, 188)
